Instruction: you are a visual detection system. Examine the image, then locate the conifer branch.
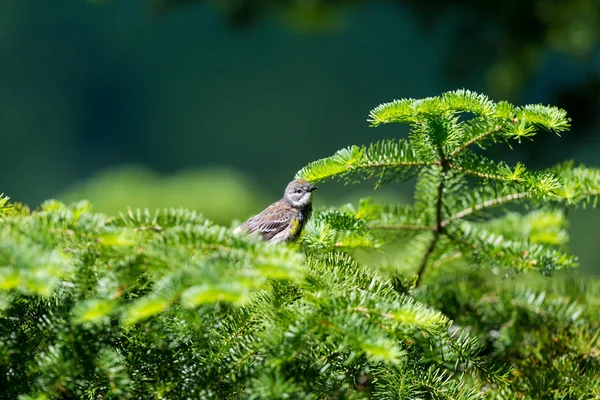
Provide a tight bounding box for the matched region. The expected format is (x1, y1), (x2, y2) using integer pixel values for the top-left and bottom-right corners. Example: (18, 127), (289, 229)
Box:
(296, 140), (437, 185)
(447, 163), (511, 182)
(448, 124), (504, 157)
(415, 233), (440, 287)
(441, 191), (531, 226)
(416, 150), (449, 287)
(368, 224), (435, 231)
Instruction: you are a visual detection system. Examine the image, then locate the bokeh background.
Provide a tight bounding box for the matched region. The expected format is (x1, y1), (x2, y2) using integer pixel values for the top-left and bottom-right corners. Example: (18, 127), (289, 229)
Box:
(1, 0), (599, 272)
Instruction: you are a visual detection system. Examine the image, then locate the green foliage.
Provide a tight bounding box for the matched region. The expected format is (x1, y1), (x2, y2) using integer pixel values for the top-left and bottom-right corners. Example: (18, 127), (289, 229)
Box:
(298, 89), (598, 282)
(0, 194), (14, 217)
(2, 90), (599, 399)
(0, 201), (506, 398)
(417, 270), (600, 399)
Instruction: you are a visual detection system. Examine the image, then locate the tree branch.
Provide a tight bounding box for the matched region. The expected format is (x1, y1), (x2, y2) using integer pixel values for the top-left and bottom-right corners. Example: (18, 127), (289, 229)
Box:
(441, 192), (530, 227)
(447, 164), (508, 181)
(368, 224), (435, 232)
(415, 147), (449, 287)
(415, 231), (440, 287)
(448, 125), (503, 157)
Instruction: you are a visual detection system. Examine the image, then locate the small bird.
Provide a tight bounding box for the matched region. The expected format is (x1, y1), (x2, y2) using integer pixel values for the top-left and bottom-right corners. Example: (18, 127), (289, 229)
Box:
(234, 179), (318, 243)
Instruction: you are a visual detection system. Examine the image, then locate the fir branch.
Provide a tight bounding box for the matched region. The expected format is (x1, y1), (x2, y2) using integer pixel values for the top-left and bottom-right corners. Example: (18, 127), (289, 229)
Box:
(441, 191), (531, 227)
(448, 152), (517, 183)
(483, 210), (568, 246)
(552, 163), (600, 207)
(448, 163), (507, 181)
(515, 104), (571, 134)
(448, 122), (504, 157)
(0, 194), (14, 217)
(367, 98), (419, 126)
(415, 233), (441, 287)
(447, 222), (578, 274)
(365, 202), (435, 233)
(296, 139), (436, 185)
(440, 89), (497, 116)
(368, 223), (434, 232)
(368, 89), (498, 128)
(416, 151), (449, 287)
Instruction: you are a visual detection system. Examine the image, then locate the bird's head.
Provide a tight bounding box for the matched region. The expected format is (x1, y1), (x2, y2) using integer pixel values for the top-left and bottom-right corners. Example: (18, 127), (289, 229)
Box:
(284, 179), (318, 208)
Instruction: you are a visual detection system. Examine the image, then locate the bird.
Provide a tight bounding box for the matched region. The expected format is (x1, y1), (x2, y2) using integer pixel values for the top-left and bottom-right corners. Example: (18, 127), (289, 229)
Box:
(233, 179), (318, 243)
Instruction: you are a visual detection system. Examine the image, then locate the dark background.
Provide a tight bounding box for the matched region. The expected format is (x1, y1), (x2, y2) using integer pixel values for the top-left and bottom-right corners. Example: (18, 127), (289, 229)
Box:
(1, 0), (599, 271)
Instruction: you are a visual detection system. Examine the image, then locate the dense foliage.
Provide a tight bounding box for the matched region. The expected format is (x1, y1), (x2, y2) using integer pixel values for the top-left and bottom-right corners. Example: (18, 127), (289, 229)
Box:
(1, 90), (599, 399)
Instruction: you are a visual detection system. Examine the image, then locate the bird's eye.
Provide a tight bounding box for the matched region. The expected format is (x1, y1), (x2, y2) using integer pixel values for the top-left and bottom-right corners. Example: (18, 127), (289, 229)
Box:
(295, 189), (303, 193)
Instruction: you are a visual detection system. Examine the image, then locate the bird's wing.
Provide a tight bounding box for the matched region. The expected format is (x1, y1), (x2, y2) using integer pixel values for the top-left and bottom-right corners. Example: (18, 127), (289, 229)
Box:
(241, 203), (295, 241)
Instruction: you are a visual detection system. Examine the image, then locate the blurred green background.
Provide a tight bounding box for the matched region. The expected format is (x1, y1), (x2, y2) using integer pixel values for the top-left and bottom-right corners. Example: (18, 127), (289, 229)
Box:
(1, 0), (599, 272)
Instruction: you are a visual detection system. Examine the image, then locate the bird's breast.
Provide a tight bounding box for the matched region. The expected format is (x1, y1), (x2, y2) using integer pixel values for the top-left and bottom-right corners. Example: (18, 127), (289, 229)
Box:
(288, 218), (301, 235)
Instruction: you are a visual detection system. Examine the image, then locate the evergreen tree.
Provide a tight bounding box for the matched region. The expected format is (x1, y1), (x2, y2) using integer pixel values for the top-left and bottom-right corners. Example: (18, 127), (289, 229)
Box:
(1, 90), (599, 399)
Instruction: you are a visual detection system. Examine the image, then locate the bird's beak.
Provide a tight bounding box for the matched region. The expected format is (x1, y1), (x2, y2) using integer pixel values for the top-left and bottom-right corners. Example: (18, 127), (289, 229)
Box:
(308, 184), (318, 192)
